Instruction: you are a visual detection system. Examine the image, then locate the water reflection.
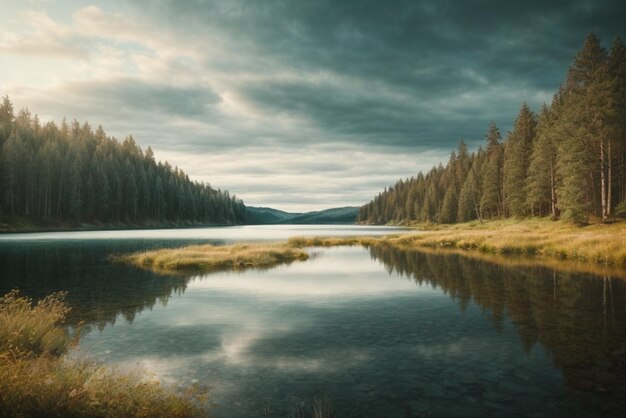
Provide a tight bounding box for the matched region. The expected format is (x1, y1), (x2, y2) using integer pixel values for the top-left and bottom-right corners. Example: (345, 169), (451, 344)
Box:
(0, 240), (195, 327)
(1, 234), (625, 417)
(369, 245), (626, 414)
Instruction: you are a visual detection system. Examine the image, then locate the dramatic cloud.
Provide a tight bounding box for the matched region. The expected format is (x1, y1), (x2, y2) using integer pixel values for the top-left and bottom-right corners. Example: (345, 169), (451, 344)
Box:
(1, 0), (624, 210)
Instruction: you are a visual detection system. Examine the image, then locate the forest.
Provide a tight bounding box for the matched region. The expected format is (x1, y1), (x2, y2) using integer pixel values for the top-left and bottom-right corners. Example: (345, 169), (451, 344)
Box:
(0, 101), (246, 226)
(358, 34), (626, 225)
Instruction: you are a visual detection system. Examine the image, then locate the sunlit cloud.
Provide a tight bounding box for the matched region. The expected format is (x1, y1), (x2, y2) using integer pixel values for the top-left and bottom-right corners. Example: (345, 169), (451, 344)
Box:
(1, 0), (624, 210)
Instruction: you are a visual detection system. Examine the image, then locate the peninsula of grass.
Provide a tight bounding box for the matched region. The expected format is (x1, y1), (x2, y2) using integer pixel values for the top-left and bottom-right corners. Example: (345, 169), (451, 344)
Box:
(113, 243), (310, 275)
(0, 290), (210, 418)
(284, 219), (626, 268)
(115, 218), (626, 277)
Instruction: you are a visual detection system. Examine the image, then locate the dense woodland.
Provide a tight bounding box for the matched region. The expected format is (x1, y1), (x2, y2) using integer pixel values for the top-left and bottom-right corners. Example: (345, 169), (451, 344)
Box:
(0, 102), (246, 226)
(359, 34), (626, 225)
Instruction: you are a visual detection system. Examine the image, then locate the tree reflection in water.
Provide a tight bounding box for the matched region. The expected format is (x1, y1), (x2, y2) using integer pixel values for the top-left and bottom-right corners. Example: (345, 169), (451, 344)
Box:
(368, 245), (626, 412)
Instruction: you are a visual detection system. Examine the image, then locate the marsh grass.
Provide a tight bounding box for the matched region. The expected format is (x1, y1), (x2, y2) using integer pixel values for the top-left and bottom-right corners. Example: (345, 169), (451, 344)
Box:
(114, 243), (310, 275)
(115, 219), (626, 278)
(0, 290), (210, 418)
(387, 218), (626, 267)
(0, 290), (72, 357)
(292, 219), (626, 269)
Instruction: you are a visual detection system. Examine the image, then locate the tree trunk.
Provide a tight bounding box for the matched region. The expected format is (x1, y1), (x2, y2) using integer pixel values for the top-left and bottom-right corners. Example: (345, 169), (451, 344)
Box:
(601, 138), (607, 222)
(56, 170), (64, 217)
(606, 139), (613, 218)
(473, 201), (483, 224)
(550, 160), (557, 218)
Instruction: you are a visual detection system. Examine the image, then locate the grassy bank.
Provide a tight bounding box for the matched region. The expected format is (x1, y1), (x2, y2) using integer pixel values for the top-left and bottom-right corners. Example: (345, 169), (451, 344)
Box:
(114, 243), (309, 275)
(389, 218), (626, 266)
(115, 218), (626, 277)
(0, 290), (209, 418)
(291, 219), (626, 267)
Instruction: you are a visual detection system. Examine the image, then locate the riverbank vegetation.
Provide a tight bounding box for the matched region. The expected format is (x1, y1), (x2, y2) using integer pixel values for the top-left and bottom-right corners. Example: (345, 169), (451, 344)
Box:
(0, 98), (246, 226)
(358, 34), (626, 226)
(381, 218), (626, 267)
(286, 219), (626, 268)
(0, 290), (209, 417)
(114, 243), (309, 275)
(118, 218), (626, 277)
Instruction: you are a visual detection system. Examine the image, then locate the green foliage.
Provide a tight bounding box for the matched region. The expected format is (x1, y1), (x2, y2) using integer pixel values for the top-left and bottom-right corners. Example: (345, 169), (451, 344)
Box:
(527, 102), (560, 217)
(0, 107), (246, 225)
(457, 163), (482, 222)
(480, 122), (504, 219)
(503, 103), (536, 216)
(439, 185), (458, 224)
(358, 33), (626, 226)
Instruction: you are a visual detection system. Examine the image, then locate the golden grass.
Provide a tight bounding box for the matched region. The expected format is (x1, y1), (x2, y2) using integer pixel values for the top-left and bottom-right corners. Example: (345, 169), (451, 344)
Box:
(114, 243), (309, 275)
(0, 290), (210, 418)
(0, 290), (72, 357)
(389, 218), (626, 267)
(291, 219), (626, 267)
(115, 219), (626, 278)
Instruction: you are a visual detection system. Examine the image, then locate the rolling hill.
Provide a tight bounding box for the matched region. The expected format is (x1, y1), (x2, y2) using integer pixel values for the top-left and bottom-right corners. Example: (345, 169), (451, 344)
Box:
(245, 206), (359, 225)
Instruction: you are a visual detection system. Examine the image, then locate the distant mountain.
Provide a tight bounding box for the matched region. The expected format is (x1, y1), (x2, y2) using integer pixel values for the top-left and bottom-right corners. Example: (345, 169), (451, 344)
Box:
(245, 206), (359, 225)
(282, 207), (360, 224)
(244, 207), (298, 224)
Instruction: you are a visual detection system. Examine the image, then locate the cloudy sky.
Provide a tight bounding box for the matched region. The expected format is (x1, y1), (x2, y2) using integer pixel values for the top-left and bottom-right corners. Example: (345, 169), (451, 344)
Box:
(1, 0), (624, 211)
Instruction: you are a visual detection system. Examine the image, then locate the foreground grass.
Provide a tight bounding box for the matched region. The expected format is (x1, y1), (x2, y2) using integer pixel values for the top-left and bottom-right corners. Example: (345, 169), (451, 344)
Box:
(0, 290), (209, 418)
(114, 243), (309, 275)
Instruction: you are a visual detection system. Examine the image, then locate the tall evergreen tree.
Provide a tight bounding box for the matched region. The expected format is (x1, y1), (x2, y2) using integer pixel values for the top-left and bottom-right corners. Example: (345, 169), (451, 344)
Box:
(440, 185), (458, 224)
(356, 34), (624, 226)
(527, 102), (560, 218)
(607, 37), (626, 208)
(503, 103), (536, 216)
(562, 33), (614, 221)
(458, 150), (485, 223)
(0, 96), (246, 226)
(480, 122), (504, 218)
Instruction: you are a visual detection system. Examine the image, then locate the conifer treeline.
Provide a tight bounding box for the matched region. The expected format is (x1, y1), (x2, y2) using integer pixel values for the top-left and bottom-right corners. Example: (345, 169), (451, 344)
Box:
(358, 34), (626, 225)
(0, 101), (246, 225)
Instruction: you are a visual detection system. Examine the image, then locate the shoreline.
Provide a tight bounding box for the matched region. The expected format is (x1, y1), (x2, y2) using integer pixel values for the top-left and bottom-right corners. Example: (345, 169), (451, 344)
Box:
(0, 220), (240, 235)
(116, 218), (626, 278)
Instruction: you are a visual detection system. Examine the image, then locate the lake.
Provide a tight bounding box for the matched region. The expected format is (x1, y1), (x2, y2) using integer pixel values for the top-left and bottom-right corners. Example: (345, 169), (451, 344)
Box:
(1, 225), (625, 417)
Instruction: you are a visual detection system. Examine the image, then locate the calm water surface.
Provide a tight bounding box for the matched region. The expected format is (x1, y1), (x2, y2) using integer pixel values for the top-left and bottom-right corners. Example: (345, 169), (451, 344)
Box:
(1, 225), (624, 417)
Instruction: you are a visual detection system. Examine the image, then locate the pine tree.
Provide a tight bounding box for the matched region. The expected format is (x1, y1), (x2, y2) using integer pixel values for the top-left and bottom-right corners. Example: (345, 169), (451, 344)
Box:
(558, 129), (590, 224)
(480, 122), (504, 218)
(440, 185), (458, 224)
(0, 96), (246, 225)
(607, 37), (626, 209)
(563, 33), (614, 221)
(527, 101), (560, 217)
(503, 103), (536, 216)
(458, 159), (483, 222)
(0, 95), (14, 143)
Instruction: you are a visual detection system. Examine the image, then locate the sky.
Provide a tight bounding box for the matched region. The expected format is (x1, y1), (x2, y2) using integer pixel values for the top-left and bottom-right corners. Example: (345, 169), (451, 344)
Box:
(1, 0), (625, 212)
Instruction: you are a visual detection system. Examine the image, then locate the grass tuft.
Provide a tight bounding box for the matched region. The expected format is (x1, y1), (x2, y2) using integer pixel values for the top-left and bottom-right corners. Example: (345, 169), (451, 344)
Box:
(0, 289), (72, 357)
